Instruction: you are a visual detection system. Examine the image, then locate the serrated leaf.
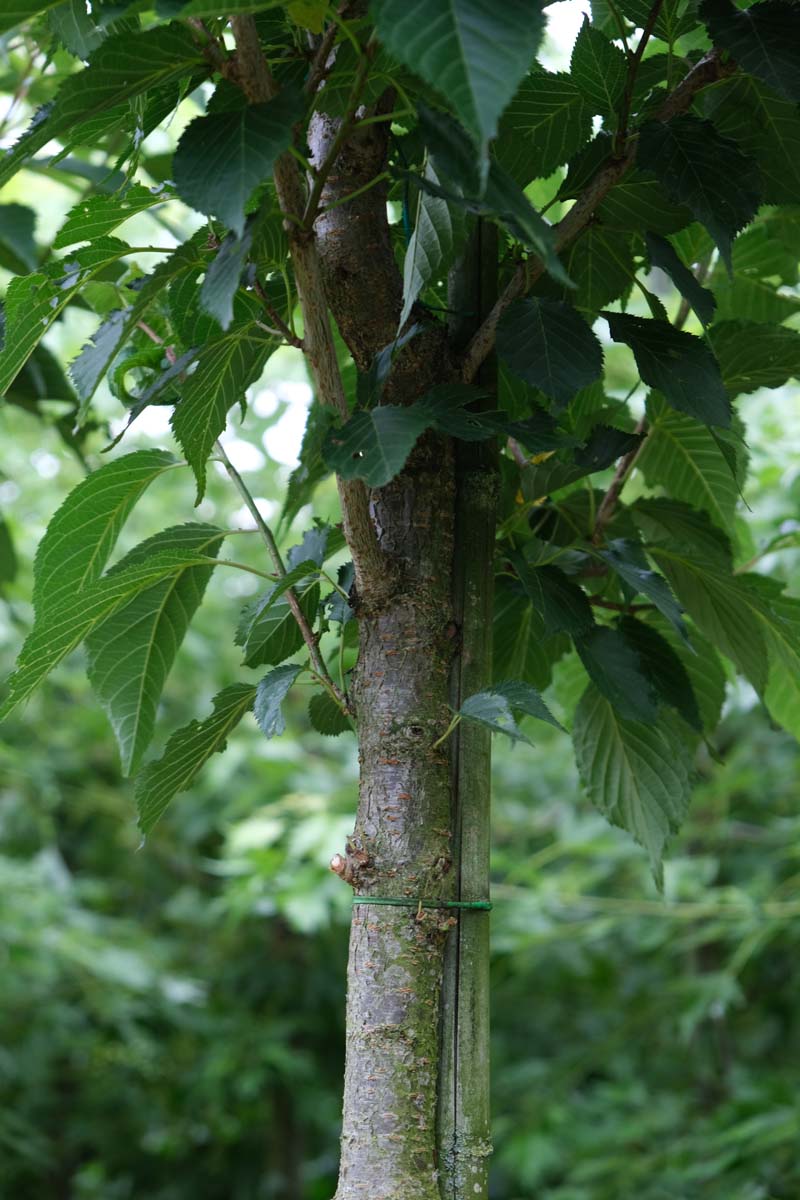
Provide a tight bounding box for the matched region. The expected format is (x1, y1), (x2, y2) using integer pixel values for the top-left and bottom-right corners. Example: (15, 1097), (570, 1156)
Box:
(493, 579), (552, 690)
(570, 18), (627, 115)
(649, 547), (770, 691)
(0, 237), (132, 397)
(495, 71), (593, 185)
(631, 496), (733, 568)
(322, 404), (432, 487)
(0, 203), (38, 274)
(172, 304), (276, 502)
(558, 226), (637, 312)
(459, 679), (563, 744)
(49, 0), (105, 58)
(280, 399), (334, 528)
(618, 0), (699, 42)
(0, 515), (18, 586)
(649, 613), (727, 733)
(598, 539), (688, 641)
(517, 562), (595, 637)
(595, 171), (692, 235)
(497, 298), (603, 410)
(574, 625), (659, 722)
(254, 664), (302, 738)
(712, 275), (800, 325)
(604, 313), (730, 427)
(200, 223), (254, 331)
(636, 397), (744, 535)
(400, 163), (460, 330)
(645, 233), (716, 327)
(0, 26), (206, 189)
(86, 523), (224, 775)
(572, 685), (692, 884)
(750, 578), (800, 741)
(573, 425), (643, 471)
(618, 616), (700, 730)
(373, 0), (546, 160)
(0, 0), (71, 35)
(238, 577), (320, 668)
(308, 690), (353, 736)
(1, 550), (214, 721)
(636, 115), (761, 270)
(708, 320), (800, 397)
(700, 0), (800, 104)
(54, 182), (175, 250)
(136, 683), (256, 835)
(173, 88), (303, 236)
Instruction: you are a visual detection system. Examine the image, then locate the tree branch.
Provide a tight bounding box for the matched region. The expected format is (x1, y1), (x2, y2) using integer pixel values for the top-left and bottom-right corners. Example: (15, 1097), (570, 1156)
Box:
(615, 0), (666, 155)
(461, 48), (728, 384)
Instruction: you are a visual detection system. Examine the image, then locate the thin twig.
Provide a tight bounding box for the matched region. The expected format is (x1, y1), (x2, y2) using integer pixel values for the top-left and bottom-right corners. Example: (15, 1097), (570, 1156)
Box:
(305, 14), (340, 95)
(302, 48), (371, 228)
(215, 439), (348, 709)
(252, 278), (304, 347)
(615, 0), (666, 155)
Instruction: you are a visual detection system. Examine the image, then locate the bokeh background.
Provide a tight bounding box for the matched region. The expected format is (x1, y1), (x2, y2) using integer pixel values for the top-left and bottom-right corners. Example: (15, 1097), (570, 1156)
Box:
(2, 3), (800, 1198)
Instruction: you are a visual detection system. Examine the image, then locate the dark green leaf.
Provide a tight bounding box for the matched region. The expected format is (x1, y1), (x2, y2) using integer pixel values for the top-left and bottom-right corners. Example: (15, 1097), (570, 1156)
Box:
(708, 320), (800, 397)
(495, 72), (593, 185)
(570, 18), (627, 115)
(595, 171), (692, 235)
(493, 578), (552, 690)
(603, 313), (730, 427)
(458, 679), (563, 744)
(645, 233), (716, 327)
(254, 664), (302, 738)
(400, 164), (463, 329)
(517, 562), (595, 637)
(0, 203), (38, 274)
(598, 539), (688, 641)
(701, 73), (800, 206)
(574, 425), (643, 471)
(200, 223), (254, 331)
(136, 683), (256, 835)
(54, 182), (174, 250)
(49, 0), (105, 58)
(631, 496), (733, 568)
(700, 0), (800, 103)
(618, 616), (700, 730)
(557, 226), (637, 311)
(637, 115), (761, 270)
(574, 625), (659, 722)
(237, 577), (320, 669)
(323, 404), (432, 487)
(0, 515), (18, 586)
(308, 690), (353, 736)
(497, 298), (603, 410)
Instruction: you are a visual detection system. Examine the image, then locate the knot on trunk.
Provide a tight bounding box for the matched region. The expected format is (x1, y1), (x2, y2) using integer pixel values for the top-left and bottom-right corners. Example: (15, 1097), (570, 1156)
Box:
(330, 841), (371, 886)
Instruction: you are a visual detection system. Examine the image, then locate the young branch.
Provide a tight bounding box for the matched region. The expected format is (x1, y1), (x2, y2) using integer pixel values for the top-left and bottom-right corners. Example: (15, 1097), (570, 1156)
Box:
(252, 278), (304, 348)
(461, 48), (728, 385)
(615, 0), (666, 155)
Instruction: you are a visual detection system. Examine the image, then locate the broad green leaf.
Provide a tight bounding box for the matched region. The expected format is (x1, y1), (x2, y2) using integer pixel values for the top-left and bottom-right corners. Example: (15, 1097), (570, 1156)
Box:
(702, 73), (800, 205)
(280, 399), (334, 528)
(172, 304), (276, 502)
(495, 72), (593, 186)
(0, 0), (64, 34)
(0, 550), (214, 721)
(308, 690), (353, 736)
(648, 613), (727, 733)
(69, 309), (128, 404)
(636, 115), (761, 270)
(0, 203), (38, 274)
(54, 182), (175, 250)
(570, 18), (627, 116)
(0, 515), (18, 586)
(0, 237), (132, 397)
(250, 559), (320, 609)
(497, 298), (603, 410)
(595, 173), (692, 235)
(751, 578), (800, 741)
(645, 233), (716, 327)
(459, 680), (563, 744)
(322, 404), (432, 487)
(649, 547), (769, 690)
(618, 616), (700, 730)
(636, 398), (744, 535)
(49, 0), (105, 58)
(572, 685), (692, 883)
(712, 275), (800, 325)
(136, 683), (257, 835)
(617, 0), (699, 42)
(597, 539), (688, 641)
(200, 224), (254, 331)
(517, 562), (595, 637)
(254, 664), (302, 738)
(604, 313), (730, 427)
(373, 0), (546, 158)
(574, 625), (659, 722)
(557, 226), (636, 312)
(173, 88), (303, 236)
(493, 579), (553, 690)
(237, 577), (320, 668)
(708, 320), (800, 397)
(631, 496), (733, 568)
(400, 163), (461, 330)
(0, 26), (206, 188)
(176, 0), (285, 13)
(31, 449), (175, 616)
(700, 0), (800, 103)
(86, 524), (224, 775)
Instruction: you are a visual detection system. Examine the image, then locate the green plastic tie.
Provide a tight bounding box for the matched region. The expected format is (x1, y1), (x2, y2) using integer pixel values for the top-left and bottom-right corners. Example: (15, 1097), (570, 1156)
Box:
(352, 896), (492, 911)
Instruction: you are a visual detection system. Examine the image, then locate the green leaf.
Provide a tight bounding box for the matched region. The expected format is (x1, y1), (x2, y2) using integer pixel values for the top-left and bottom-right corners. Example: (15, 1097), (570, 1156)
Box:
(459, 680), (564, 744)
(617, 616), (701, 730)
(700, 0), (800, 104)
(572, 685), (692, 884)
(0, 26), (206, 189)
(0, 515), (18, 586)
(595, 171), (692, 235)
(558, 226), (636, 312)
(497, 298), (603, 410)
(174, 88), (302, 236)
(0, 237), (132, 397)
(308, 690), (353, 736)
(492, 579), (553, 690)
(496, 71), (593, 186)
(200, 224), (254, 332)
(322, 404), (432, 487)
(597, 539), (688, 641)
(649, 547), (769, 691)
(631, 496), (733, 568)
(751, 578), (800, 741)
(171, 303), (276, 502)
(636, 115), (761, 270)
(254, 664), (302, 738)
(645, 233), (716, 327)
(0, 550), (215, 721)
(712, 275), (800, 325)
(517, 562), (595, 637)
(570, 18), (627, 116)
(400, 163), (461, 330)
(603, 313), (730, 427)
(618, 0), (699, 42)
(85, 524), (224, 775)
(708, 320), (800, 397)
(636, 397), (744, 535)
(69, 308), (128, 404)
(31, 449), (175, 616)
(54, 182), (175, 250)
(702, 74), (800, 206)
(648, 613), (727, 733)
(0, 0), (64, 35)
(372, 0), (546, 159)
(0, 203), (38, 274)
(280, 399), (334, 529)
(574, 625), (659, 722)
(237, 577), (320, 668)
(136, 683), (256, 835)
(49, 0), (105, 58)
